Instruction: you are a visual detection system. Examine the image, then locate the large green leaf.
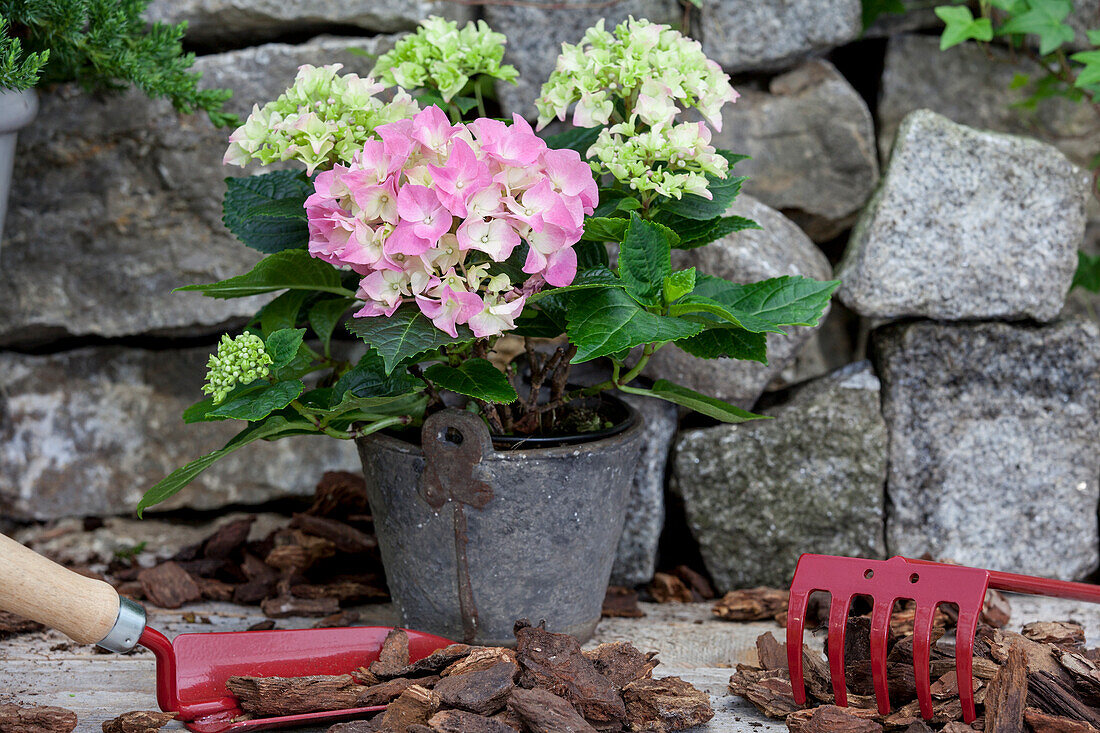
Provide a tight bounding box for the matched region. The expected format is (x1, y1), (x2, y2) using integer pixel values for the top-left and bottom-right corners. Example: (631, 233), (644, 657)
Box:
(332, 351), (421, 400)
(137, 413), (316, 515)
(541, 124), (603, 156)
(581, 217), (629, 243)
(207, 380), (305, 421)
(177, 249), (354, 299)
(594, 188), (643, 218)
(619, 213), (672, 307)
(936, 5), (994, 49)
(575, 240), (611, 269)
(259, 291), (309, 335)
(662, 214), (762, 249)
(309, 297), (355, 355)
(527, 266), (623, 303)
(566, 288), (703, 363)
(685, 275), (839, 332)
(618, 379), (767, 423)
(346, 305), (475, 374)
(265, 328), (306, 369)
(673, 326), (768, 363)
(656, 150), (749, 220)
(222, 170), (312, 253)
(423, 358), (518, 404)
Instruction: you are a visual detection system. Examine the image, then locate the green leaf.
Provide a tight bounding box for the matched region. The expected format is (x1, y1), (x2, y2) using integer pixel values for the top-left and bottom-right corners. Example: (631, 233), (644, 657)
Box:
(674, 327), (768, 363)
(265, 328), (306, 369)
(423, 358), (518, 404)
(1072, 50), (1100, 88)
(1072, 250), (1100, 292)
(177, 249), (354, 299)
(222, 171), (311, 254)
(935, 6), (994, 49)
(617, 379), (767, 423)
(259, 291), (309, 336)
(1009, 72), (1031, 89)
(619, 213), (673, 307)
(664, 268), (697, 304)
(453, 95), (480, 114)
(542, 125), (603, 156)
(137, 414), (316, 515)
(346, 305), (475, 374)
(565, 288), (704, 363)
(594, 189), (643, 217)
(1088, 28), (1100, 45)
(663, 214), (762, 249)
(576, 240), (611, 269)
(687, 275), (839, 332)
(208, 380), (305, 421)
(332, 351), (421, 400)
(527, 266), (623, 302)
(657, 150), (748, 220)
(582, 217), (629, 243)
(997, 0), (1074, 54)
(309, 298), (353, 355)
(862, 0), (906, 29)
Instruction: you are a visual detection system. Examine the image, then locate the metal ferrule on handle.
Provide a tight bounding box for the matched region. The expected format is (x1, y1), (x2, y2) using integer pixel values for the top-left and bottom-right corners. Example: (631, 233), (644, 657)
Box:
(97, 596), (148, 652)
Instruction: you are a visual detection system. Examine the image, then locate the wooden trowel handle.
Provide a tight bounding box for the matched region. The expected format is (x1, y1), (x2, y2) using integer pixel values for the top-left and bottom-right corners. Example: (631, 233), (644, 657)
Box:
(0, 532), (124, 645)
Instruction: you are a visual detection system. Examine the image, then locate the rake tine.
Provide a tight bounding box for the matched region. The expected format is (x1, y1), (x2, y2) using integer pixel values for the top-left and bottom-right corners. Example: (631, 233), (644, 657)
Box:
(826, 594), (852, 707)
(955, 608), (980, 723)
(912, 602), (937, 720)
(869, 599), (893, 715)
(786, 589), (811, 706)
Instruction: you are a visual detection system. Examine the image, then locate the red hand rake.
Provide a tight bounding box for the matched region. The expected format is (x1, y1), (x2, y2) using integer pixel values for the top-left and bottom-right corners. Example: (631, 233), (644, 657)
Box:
(786, 554), (1100, 723)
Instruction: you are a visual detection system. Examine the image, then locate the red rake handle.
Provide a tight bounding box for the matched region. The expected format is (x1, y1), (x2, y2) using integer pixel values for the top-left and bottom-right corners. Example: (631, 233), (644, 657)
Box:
(987, 569), (1100, 602)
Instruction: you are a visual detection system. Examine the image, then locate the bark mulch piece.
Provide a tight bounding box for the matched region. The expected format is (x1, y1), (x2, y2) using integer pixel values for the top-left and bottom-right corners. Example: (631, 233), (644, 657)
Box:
(507, 687), (597, 733)
(622, 675), (715, 732)
(314, 610), (360, 628)
(326, 722), (377, 733)
(0, 702), (78, 732)
(787, 705), (883, 733)
(370, 628), (411, 678)
(259, 595), (339, 619)
(355, 677), (420, 707)
(226, 674), (365, 716)
(671, 565), (716, 601)
(137, 561), (201, 609)
(427, 708), (519, 732)
(201, 517), (255, 560)
(984, 643), (1027, 733)
(247, 619), (276, 631)
(308, 471), (370, 518)
(0, 610), (44, 638)
(602, 586), (645, 619)
(649, 572), (694, 603)
(377, 685), (439, 730)
(582, 641), (659, 688)
(1025, 707), (1100, 733)
(289, 513), (377, 554)
(1024, 622), (1088, 648)
(432, 660), (518, 716)
(441, 647), (517, 678)
(101, 710), (178, 733)
(713, 587), (789, 622)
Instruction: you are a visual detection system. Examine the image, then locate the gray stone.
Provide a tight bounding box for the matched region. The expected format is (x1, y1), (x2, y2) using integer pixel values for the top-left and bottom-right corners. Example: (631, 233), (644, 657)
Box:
(672, 361), (888, 591)
(0, 35), (400, 346)
(0, 346), (360, 520)
(873, 318), (1100, 581)
(148, 0), (468, 44)
(611, 393), (679, 586)
(484, 0), (680, 119)
(863, 0), (943, 38)
(698, 0), (861, 73)
(713, 60), (879, 241)
(645, 194), (833, 409)
(837, 109), (1087, 322)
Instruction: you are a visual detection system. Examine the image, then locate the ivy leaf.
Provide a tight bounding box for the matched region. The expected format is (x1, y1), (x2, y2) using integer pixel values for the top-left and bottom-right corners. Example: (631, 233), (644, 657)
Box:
(656, 151), (748, 220)
(346, 304), (475, 374)
(265, 328), (306, 370)
(997, 0), (1074, 54)
(423, 358), (518, 404)
(582, 217), (629, 243)
(309, 297), (354, 355)
(208, 380), (305, 421)
(1088, 28), (1100, 45)
(222, 171), (311, 253)
(137, 413), (317, 515)
(618, 379), (767, 423)
(619, 213), (673, 307)
(527, 266), (622, 302)
(674, 327), (768, 363)
(1072, 250), (1100, 292)
(565, 288), (703, 363)
(664, 268), (697, 304)
(176, 249), (354, 299)
(935, 6), (994, 50)
(1072, 50), (1100, 88)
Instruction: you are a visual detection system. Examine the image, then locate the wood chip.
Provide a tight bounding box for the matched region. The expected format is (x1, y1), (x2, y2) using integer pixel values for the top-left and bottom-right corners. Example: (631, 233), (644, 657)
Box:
(264, 531), (336, 573)
(622, 676), (714, 732)
(728, 666), (803, 718)
(247, 620), (276, 631)
(1024, 622), (1086, 648)
(433, 660), (517, 716)
(0, 703), (78, 732)
(582, 642), (659, 688)
(370, 628), (411, 678)
(101, 710), (178, 732)
(309, 471), (370, 517)
(1028, 671), (1100, 728)
(326, 721), (379, 733)
(985, 642), (1027, 733)
(602, 586), (645, 619)
(649, 572), (694, 603)
(427, 709), (519, 733)
(259, 595), (339, 618)
(786, 705), (882, 733)
(202, 517), (254, 559)
(194, 576), (235, 602)
(290, 582), (387, 604)
(226, 674), (365, 716)
(756, 631), (788, 672)
(355, 677), (418, 707)
(442, 647), (517, 678)
(1054, 648), (1100, 704)
(981, 590), (1012, 629)
(289, 513), (377, 554)
(507, 687), (597, 733)
(1025, 707), (1100, 733)
(377, 685), (438, 730)
(314, 610), (360, 628)
(514, 620), (625, 728)
(393, 644), (473, 678)
(712, 587), (788, 622)
(671, 565), (715, 600)
(137, 561), (202, 609)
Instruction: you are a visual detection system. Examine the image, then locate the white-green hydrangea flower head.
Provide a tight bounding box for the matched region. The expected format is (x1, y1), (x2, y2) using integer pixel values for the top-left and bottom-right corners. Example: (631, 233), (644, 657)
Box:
(223, 63), (420, 174)
(535, 17), (740, 200)
(202, 333), (273, 404)
(371, 16), (519, 102)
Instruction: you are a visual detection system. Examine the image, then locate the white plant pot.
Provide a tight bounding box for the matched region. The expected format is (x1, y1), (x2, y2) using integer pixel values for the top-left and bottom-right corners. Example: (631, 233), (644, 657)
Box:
(0, 88), (39, 249)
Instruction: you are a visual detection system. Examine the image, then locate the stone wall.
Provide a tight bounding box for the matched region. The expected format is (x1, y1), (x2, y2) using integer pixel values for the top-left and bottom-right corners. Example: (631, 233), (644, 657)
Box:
(2, 0), (1098, 589)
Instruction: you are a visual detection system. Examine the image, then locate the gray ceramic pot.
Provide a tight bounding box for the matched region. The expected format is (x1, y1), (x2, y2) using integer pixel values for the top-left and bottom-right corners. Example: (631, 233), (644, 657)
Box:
(0, 89), (37, 243)
(356, 402), (644, 645)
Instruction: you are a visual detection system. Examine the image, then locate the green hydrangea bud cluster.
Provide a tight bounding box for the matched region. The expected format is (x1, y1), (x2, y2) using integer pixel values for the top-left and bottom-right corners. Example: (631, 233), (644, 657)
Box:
(223, 63), (420, 175)
(535, 17), (739, 200)
(202, 333), (273, 404)
(371, 16), (519, 102)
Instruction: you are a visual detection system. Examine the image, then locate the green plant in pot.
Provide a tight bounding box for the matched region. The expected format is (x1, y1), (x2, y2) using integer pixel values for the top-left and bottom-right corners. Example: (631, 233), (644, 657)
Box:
(0, 0), (235, 239)
(141, 16), (839, 644)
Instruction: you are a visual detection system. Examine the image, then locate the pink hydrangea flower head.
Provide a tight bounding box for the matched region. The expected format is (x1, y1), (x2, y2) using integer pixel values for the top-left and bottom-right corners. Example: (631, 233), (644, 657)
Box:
(417, 286), (484, 338)
(469, 295), (527, 338)
(456, 215), (521, 260)
(397, 184), (453, 245)
(428, 139), (492, 217)
(409, 104), (459, 154)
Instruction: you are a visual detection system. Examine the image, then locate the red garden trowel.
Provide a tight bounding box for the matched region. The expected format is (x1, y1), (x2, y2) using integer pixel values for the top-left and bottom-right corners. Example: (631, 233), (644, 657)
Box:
(786, 554), (1100, 724)
(0, 533), (452, 731)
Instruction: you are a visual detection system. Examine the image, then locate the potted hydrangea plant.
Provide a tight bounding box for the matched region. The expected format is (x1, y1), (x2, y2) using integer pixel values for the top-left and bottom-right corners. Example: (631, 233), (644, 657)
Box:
(141, 16), (838, 644)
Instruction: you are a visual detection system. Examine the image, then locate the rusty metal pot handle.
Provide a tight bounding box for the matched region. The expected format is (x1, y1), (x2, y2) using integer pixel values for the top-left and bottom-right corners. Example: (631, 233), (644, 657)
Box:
(418, 408), (494, 510)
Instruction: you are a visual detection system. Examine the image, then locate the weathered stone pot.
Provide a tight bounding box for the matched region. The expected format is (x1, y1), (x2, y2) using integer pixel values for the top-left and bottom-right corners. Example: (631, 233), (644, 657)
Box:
(0, 89), (37, 243)
(355, 400), (644, 646)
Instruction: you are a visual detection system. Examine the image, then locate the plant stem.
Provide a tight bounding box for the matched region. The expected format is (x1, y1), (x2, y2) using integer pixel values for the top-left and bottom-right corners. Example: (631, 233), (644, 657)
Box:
(474, 79), (487, 118)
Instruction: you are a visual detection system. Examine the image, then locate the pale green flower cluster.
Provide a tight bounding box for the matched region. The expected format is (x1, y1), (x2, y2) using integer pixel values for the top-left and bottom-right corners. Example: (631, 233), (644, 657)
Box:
(202, 334), (273, 404)
(536, 17), (739, 200)
(371, 16), (519, 102)
(223, 64), (419, 175)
